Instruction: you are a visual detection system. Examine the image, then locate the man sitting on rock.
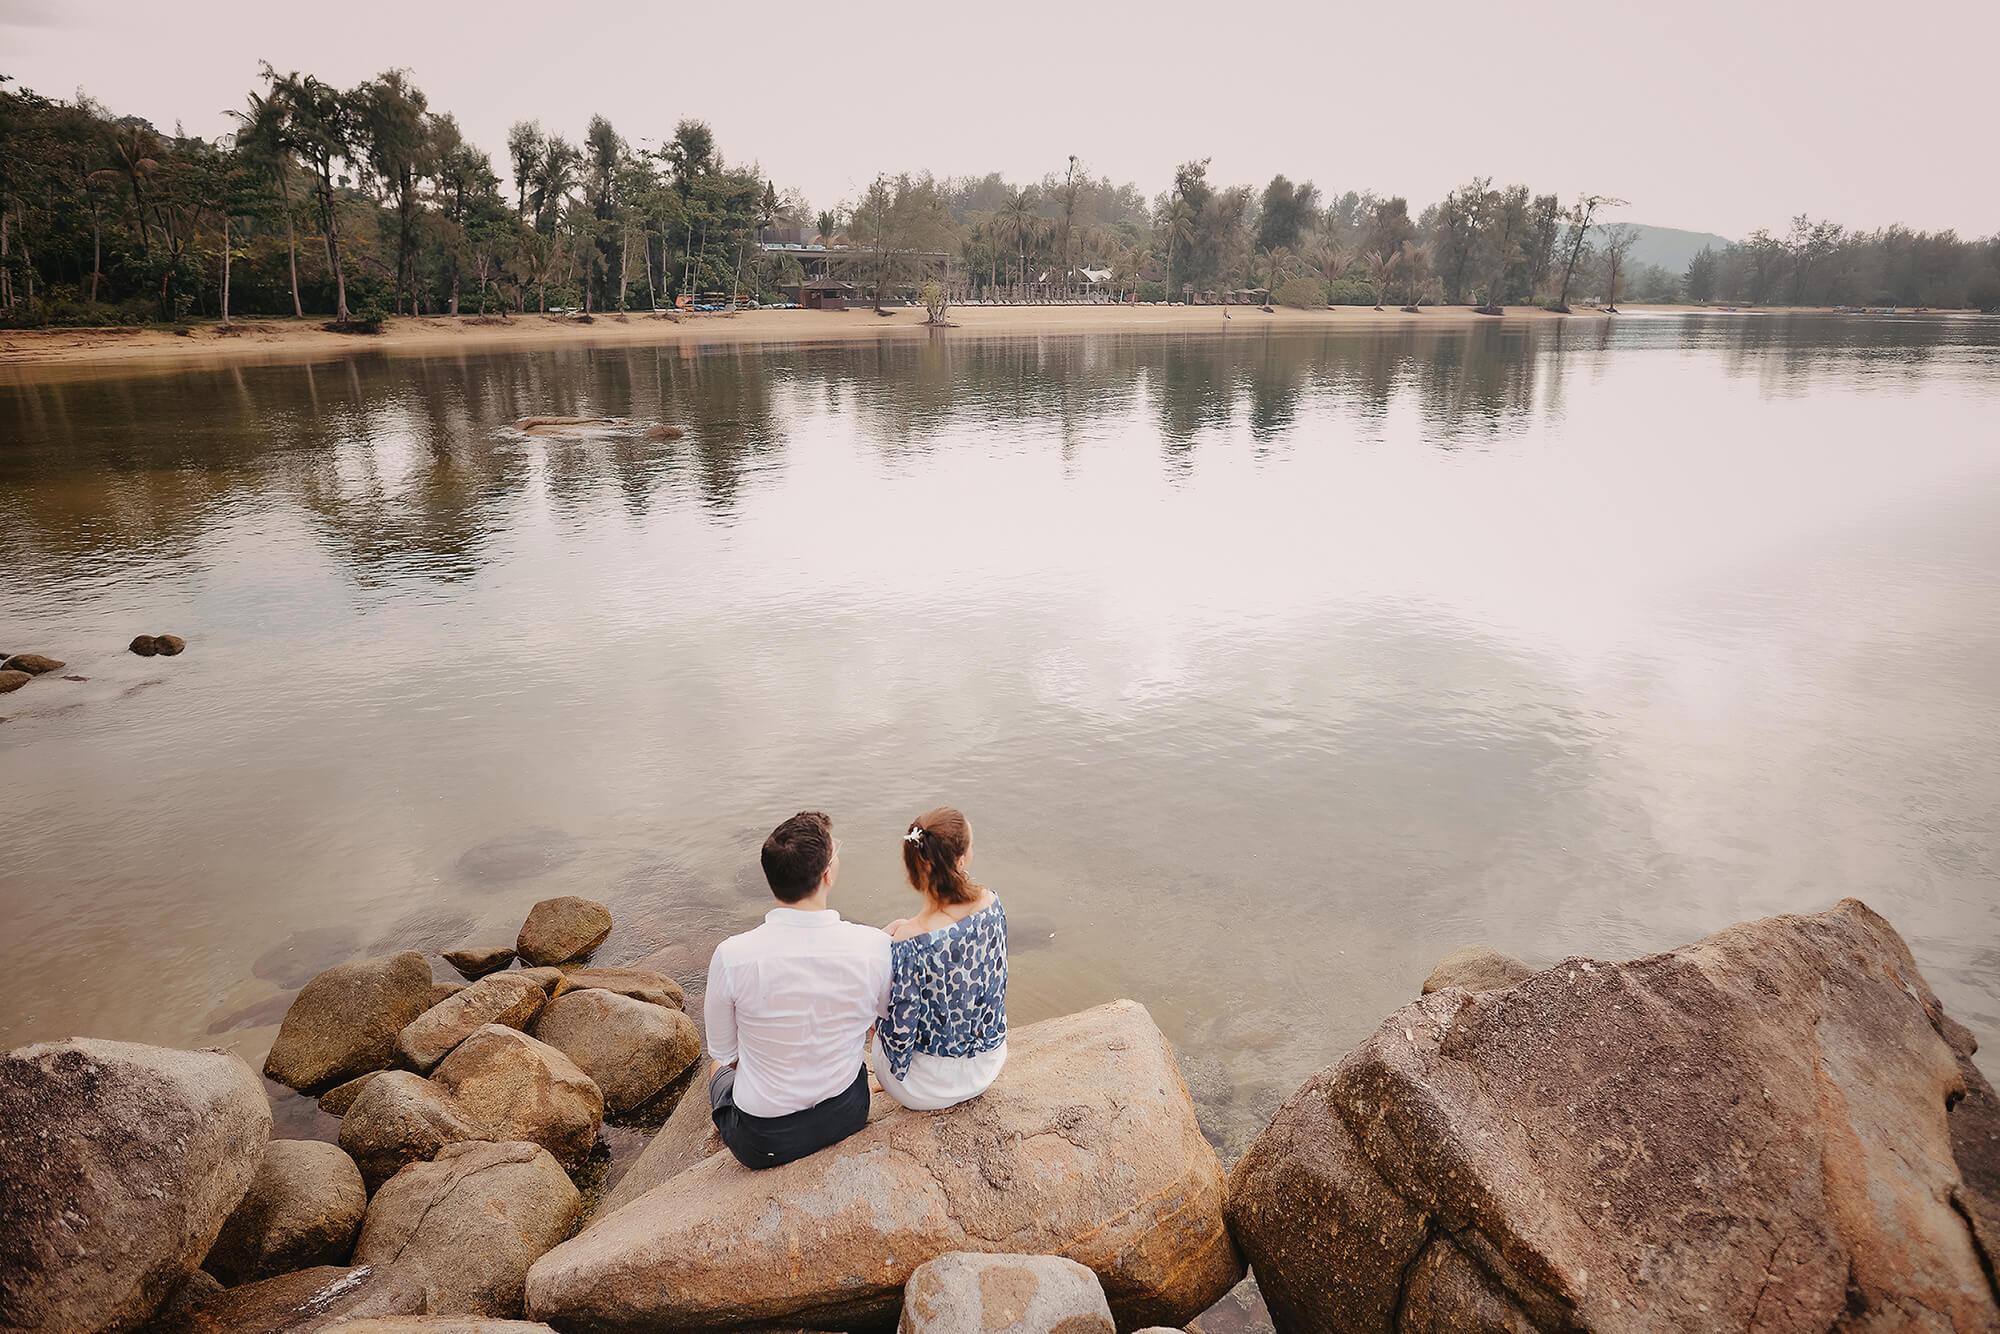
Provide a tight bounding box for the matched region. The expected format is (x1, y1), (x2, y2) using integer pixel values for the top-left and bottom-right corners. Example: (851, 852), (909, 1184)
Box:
(704, 810), (892, 1168)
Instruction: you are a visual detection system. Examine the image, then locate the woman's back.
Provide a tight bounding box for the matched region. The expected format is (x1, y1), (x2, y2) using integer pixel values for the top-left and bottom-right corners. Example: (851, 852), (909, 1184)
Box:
(874, 894), (1008, 1109)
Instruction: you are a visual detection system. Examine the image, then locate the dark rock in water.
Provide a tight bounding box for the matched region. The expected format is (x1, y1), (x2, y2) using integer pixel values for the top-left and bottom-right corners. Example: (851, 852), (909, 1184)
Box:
(396, 973), (548, 1073)
(206, 990), (301, 1035)
(456, 828), (582, 884)
(549, 967), (684, 1011)
(0, 670), (30, 694)
(367, 905), (479, 957)
(525, 1001), (1239, 1332)
(1227, 899), (2000, 1333)
(204, 1139), (368, 1284)
(0, 1038), (271, 1334)
(153, 1264), (426, 1334)
(531, 989), (699, 1118)
(155, 634), (187, 655)
(443, 944), (516, 979)
(591, 1055), (722, 1221)
(898, 1252), (1114, 1334)
(642, 424), (686, 441)
(320, 1071), (385, 1118)
(252, 925), (363, 987)
(1, 653), (63, 674)
(516, 896), (613, 967)
(338, 1072), (481, 1192)
(130, 635), (161, 656)
(353, 1141), (579, 1317)
(264, 952), (436, 1092)
(1418, 943), (1534, 995)
(62, 674), (88, 681)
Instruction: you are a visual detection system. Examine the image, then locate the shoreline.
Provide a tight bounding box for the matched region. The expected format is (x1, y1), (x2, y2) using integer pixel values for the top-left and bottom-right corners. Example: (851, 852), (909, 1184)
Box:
(3, 302), (1974, 378)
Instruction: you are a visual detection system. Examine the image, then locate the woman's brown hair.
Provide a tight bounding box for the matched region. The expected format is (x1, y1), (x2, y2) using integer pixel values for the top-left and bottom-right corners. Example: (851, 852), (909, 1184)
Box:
(902, 807), (980, 907)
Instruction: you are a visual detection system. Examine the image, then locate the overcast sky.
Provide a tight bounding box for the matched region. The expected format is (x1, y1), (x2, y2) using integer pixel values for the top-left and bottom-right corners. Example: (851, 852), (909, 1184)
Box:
(4, 0), (1993, 239)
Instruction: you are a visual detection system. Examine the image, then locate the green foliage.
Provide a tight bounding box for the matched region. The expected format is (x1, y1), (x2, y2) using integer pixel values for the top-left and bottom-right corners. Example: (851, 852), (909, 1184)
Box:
(1274, 276), (1327, 309)
(1326, 278), (1375, 305)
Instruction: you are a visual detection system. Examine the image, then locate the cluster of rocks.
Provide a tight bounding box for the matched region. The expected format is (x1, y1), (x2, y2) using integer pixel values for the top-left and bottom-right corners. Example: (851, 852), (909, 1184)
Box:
(130, 634), (188, 657)
(6, 894), (1996, 1334)
(0, 651), (67, 695)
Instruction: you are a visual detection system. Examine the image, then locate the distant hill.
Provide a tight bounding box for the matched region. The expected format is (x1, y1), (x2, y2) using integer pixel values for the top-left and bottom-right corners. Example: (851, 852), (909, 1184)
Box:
(1592, 223), (1736, 274)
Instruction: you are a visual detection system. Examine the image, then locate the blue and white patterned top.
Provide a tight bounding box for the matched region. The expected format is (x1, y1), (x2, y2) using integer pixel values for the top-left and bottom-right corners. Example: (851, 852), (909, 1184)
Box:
(878, 898), (1008, 1081)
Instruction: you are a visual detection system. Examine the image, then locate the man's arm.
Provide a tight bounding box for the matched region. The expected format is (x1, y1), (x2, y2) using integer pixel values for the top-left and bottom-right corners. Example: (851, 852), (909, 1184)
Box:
(704, 948), (737, 1069)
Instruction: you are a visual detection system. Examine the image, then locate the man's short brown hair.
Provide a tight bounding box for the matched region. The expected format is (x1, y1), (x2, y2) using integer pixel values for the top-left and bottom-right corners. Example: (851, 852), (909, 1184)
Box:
(761, 811), (834, 903)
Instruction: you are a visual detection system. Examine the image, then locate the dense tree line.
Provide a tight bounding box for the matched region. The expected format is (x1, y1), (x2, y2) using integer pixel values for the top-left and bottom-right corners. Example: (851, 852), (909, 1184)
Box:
(2, 69), (1995, 327)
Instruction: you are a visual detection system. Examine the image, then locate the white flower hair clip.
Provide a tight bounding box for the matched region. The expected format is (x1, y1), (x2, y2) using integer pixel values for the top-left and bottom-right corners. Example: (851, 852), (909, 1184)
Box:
(904, 827), (925, 844)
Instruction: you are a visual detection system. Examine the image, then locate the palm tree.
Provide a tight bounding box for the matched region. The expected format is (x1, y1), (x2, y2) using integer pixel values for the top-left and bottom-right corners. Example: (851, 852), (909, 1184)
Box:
(231, 88), (305, 317)
(1003, 186), (1040, 297)
(1257, 245), (1292, 307)
(1158, 197), (1194, 304)
(1400, 241), (1432, 311)
(1313, 240), (1353, 306)
(1366, 249), (1400, 310)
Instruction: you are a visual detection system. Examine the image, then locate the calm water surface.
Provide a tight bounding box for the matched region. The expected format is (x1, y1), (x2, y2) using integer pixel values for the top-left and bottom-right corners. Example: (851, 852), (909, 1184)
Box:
(3, 314), (1997, 1164)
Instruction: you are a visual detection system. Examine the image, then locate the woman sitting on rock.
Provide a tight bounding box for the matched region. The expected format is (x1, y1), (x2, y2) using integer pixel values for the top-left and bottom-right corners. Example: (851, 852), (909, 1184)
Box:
(873, 807), (1008, 1110)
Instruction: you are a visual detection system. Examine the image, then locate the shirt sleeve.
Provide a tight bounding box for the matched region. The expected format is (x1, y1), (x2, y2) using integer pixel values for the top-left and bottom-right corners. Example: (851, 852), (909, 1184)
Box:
(873, 931), (894, 1019)
(704, 948), (737, 1066)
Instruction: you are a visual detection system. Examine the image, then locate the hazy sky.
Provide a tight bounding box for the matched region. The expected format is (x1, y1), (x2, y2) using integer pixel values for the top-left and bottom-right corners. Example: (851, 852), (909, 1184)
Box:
(4, 0), (1993, 239)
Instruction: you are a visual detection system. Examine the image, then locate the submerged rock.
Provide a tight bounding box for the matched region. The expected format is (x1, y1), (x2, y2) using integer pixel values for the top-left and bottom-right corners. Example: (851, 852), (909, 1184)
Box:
(265, 952), (435, 1092)
(130, 635), (160, 656)
(396, 973), (548, 1074)
(0, 670), (30, 694)
(0, 1038), (270, 1334)
(531, 989), (699, 1117)
(591, 1057), (720, 1221)
(151, 1263), (426, 1334)
(443, 945), (517, 980)
(642, 424), (685, 441)
(203, 1139), (367, 1284)
(526, 1000), (1241, 1332)
(549, 967), (684, 1011)
(455, 828), (582, 884)
(1, 653), (63, 674)
(155, 635), (187, 655)
(354, 1142), (579, 1317)
(516, 897), (613, 967)
(1418, 943), (1534, 995)
(898, 1253), (1114, 1334)
(1227, 899), (2000, 1333)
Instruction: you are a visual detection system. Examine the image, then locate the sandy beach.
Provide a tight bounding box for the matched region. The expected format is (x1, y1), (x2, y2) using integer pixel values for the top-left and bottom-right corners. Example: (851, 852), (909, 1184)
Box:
(0, 302), (1616, 376)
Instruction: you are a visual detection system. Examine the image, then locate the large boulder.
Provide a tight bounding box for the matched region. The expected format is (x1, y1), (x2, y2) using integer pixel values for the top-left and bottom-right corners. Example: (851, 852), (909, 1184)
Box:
(526, 1000), (1241, 1332)
(396, 973), (548, 1074)
(432, 1027), (602, 1173)
(264, 953), (436, 1092)
(898, 1253), (1113, 1334)
(550, 968), (684, 1011)
(150, 1264), (426, 1334)
(1227, 899), (2000, 1333)
(354, 1142), (580, 1317)
(0, 1039), (270, 1334)
(1418, 943), (1534, 995)
(591, 1059), (721, 1221)
(320, 1071), (385, 1117)
(531, 989), (699, 1117)
(202, 1139), (367, 1284)
(339, 1072), (482, 1192)
(334, 1323), (557, 1334)
(516, 898), (613, 967)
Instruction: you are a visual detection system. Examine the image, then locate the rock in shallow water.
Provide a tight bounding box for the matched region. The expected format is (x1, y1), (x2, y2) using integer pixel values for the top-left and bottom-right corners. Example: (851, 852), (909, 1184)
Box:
(130, 635), (159, 656)
(526, 1000), (1240, 1333)
(0, 653), (63, 674)
(532, 988), (699, 1118)
(155, 634), (186, 655)
(265, 952), (435, 1092)
(456, 829), (581, 884)
(1418, 942), (1534, 995)
(443, 945), (517, 979)
(0, 1038), (270, 1334)
(354, 1141), (580, 1317)
(203, 1139), (367, 1284)
(1227, 898), (2000, 1333)
(0, 670), (30, 694)
(516, 896), (613, 967)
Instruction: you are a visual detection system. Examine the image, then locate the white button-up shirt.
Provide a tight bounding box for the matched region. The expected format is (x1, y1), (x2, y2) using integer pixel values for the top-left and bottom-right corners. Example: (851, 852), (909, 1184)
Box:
(704, 907), (893, 1119)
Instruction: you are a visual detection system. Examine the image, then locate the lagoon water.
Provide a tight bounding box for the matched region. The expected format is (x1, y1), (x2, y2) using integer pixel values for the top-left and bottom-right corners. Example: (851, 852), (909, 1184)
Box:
(2, 314), (1997, 1162)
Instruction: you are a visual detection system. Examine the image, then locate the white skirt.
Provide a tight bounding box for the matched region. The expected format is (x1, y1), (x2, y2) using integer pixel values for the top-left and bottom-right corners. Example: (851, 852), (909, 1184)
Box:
(870, 1033), (1007, 1111)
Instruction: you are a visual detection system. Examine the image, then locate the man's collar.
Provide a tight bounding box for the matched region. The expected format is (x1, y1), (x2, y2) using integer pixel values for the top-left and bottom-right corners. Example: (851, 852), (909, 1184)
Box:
(766, 907), (840, 927)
